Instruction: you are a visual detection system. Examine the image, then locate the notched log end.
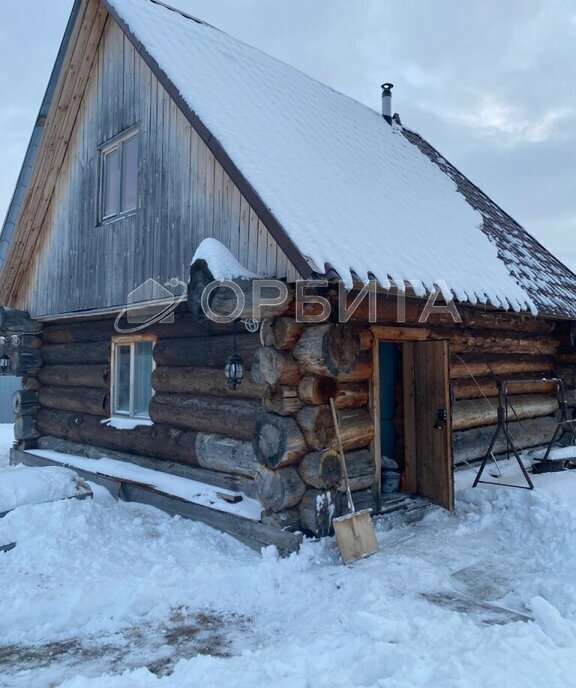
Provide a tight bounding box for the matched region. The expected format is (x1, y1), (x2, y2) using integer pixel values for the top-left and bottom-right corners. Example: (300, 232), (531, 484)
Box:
(252, 413), (307, 468)
(188, 259), (215, 321)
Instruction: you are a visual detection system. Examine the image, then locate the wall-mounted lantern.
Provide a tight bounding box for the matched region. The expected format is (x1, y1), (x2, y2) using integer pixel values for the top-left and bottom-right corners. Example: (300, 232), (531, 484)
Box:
(225, 353), (244, 390)
(0, 354), (11, 376)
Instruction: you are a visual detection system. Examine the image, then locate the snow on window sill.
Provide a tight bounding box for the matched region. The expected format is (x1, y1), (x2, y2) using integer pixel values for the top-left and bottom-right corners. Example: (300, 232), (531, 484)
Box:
(101, 417), (153, 430)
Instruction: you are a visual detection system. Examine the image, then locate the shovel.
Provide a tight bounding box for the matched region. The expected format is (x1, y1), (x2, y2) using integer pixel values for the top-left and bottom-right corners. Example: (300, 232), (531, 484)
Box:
(330, 398), (379, 563)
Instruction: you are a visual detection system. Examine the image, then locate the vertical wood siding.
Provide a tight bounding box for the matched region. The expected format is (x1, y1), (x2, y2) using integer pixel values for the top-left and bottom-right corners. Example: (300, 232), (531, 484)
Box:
(22, 18), (300, 317)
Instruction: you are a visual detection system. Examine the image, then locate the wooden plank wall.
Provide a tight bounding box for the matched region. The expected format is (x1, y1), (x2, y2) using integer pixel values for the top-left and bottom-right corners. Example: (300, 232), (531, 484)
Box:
(19, 17), (299, 318)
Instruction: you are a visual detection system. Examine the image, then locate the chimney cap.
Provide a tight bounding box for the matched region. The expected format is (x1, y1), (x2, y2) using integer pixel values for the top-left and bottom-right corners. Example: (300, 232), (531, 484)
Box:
(381, 83), (393, 123)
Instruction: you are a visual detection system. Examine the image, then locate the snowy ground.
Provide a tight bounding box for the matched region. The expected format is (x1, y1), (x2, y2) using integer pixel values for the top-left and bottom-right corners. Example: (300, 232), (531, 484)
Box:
(2, 424), (576, 687)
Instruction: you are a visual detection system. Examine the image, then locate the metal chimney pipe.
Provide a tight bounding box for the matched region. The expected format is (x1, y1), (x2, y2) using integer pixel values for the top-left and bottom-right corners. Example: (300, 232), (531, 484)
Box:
(381, 83), (393, 124)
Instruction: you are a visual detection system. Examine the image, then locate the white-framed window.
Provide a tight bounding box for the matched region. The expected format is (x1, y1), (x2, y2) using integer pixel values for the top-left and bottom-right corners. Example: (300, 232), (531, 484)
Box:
(111, 336), (155, 418)
(100, 127), (139, 223)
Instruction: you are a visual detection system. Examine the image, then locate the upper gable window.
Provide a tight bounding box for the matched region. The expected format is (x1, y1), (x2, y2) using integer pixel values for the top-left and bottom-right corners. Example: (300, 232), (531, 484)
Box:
(100, 128), (139, 223)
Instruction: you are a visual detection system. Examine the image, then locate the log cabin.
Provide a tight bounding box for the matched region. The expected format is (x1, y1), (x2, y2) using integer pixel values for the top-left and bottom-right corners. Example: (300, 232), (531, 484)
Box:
(1, 0), (576, 552)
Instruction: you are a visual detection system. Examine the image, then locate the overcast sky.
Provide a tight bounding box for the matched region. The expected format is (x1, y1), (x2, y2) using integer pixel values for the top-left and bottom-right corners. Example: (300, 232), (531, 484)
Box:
(1, 0), (574, 271)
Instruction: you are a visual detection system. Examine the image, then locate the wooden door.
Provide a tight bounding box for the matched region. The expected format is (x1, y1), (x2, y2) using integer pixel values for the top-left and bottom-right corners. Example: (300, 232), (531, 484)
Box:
(403, 340), (453, 510)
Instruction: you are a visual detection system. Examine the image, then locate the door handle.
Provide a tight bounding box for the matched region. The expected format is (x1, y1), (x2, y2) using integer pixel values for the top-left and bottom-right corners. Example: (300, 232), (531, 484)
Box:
(434, 408), (448, 430)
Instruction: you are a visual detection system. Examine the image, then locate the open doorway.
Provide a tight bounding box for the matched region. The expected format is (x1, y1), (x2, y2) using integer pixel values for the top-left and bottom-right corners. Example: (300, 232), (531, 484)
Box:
(373, 335), (454, 511)
(377, 342), (403, 474)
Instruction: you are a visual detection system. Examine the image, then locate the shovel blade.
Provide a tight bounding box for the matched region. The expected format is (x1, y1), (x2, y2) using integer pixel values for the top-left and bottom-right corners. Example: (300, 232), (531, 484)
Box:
(333, 509), (379, 563)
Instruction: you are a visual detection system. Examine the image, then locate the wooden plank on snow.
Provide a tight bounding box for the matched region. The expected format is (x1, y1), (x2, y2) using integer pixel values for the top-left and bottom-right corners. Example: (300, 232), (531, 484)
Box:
(11, 447), (302, 555)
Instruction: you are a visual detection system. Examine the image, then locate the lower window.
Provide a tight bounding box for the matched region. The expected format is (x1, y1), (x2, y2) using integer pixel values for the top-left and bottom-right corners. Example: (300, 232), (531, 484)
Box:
(112, 337), (155, 418)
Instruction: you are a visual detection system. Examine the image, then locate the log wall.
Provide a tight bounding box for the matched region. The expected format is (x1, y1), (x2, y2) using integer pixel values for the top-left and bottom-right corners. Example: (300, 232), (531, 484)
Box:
(23, 312), (377, 538)
(353, 294), (574, 465)
(449, 331), (573, 463)
(12, 296), (576, 539)
(29, 314), (269, 486)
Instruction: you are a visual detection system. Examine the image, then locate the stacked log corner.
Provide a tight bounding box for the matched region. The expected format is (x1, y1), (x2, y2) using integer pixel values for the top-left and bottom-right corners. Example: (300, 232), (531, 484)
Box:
(251, 319), (376, 537)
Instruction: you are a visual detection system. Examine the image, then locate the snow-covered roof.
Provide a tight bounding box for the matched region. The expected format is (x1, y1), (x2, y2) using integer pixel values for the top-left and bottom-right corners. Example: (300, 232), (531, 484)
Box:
(104, 0), (576, 318)
(403, 130), (576, 319)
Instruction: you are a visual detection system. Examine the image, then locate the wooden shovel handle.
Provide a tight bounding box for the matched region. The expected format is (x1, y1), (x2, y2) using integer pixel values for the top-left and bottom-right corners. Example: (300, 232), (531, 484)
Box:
(330, 398), (355, 514)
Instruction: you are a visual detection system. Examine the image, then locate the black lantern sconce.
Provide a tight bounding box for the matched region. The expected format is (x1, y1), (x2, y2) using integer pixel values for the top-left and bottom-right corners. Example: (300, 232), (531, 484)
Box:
(225, 352), (244, 390)
(0, 338), (10, 376)
(0, 354), (10, 376)
(224, 321), (245, 390)
(0, 335), (22, 376)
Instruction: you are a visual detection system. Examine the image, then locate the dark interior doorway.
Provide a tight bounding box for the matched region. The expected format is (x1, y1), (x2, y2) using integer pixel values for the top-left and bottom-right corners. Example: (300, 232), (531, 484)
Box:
(378, 342), (398, 462)
(375, 337), (453, 511)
